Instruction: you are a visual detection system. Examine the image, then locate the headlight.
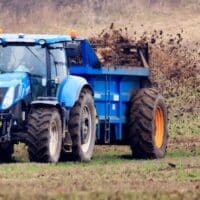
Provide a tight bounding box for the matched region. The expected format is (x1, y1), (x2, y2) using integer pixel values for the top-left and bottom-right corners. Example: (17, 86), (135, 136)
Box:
(2, 87), (15, 109)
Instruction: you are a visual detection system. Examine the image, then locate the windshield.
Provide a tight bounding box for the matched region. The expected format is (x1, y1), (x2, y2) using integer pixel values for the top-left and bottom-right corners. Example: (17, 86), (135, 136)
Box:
(0, 45), (46, 76)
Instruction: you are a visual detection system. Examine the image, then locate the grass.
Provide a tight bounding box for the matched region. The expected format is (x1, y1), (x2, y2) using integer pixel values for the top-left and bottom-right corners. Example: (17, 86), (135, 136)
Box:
(0, 140), (199, 200)
(169, 114), (200, 137)
(167, 147), (200, 158)
(168, 87), (200, 137)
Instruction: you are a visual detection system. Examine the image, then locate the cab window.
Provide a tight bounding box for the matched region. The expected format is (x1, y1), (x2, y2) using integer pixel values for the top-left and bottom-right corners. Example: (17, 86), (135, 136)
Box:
(49, 43), (67, 83)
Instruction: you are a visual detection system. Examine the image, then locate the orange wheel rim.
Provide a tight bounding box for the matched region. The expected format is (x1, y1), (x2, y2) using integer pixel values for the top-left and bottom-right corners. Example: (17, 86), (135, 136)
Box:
(154, 106), (164, 148)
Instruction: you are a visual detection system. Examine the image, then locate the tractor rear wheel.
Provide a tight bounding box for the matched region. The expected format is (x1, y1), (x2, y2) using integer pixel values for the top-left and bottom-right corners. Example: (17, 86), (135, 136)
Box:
(0, 143), (13, 163)
(68, 88), (96, 161)
(27, 107), (62, 163)
(128, 88), (168, 159)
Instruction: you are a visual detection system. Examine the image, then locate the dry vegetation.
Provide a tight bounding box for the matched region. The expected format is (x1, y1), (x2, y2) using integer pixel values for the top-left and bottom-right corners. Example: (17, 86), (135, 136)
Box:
(0, 0), (200, 35)
(0, 0), (199, 199)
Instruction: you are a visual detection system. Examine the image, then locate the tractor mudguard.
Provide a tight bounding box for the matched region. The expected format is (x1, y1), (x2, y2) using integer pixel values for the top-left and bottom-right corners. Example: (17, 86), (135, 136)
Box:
(57, 75), (92, 108)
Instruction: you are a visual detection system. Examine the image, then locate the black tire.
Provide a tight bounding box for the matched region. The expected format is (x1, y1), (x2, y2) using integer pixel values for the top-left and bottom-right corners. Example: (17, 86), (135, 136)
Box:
(68, 88), (96, 161)
(0, 143), (13, 163)
(27, 107), (62, 163)
(128, 88), (168, 159)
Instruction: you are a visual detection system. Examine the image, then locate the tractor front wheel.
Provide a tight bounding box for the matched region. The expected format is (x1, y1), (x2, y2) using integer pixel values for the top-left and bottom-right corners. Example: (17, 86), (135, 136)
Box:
(27, 107), (62, 163)
(128, 88), (168, 159)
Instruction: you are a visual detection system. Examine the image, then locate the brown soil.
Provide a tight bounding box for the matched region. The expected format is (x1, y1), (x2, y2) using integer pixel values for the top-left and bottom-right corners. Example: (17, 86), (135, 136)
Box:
(168, 136), (200, 152)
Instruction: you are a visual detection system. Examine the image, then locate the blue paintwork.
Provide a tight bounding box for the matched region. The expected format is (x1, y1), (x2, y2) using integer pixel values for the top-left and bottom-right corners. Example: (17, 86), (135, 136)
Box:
(0, 34), (72, 44)
(79, 40), (101, 67)
(70, 64), (149, 142)
(0, 72), (30, 110)
(57, 75), (89, 108)
(70, 65), (149, 76)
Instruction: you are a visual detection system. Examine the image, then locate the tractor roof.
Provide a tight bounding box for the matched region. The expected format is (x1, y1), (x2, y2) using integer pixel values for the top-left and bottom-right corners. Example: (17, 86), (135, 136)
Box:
(0, 33), (83, 45)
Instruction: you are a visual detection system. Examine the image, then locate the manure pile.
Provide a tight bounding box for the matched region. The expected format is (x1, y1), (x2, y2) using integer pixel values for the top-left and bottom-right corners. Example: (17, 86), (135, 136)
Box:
(89, 24), (200, 118)
(89, 24), (145, 67)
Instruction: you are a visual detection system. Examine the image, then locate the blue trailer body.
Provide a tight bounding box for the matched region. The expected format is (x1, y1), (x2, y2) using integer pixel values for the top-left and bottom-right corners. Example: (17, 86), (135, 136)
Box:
(70, 64), (149, 142)
(67, 38), (150, 142)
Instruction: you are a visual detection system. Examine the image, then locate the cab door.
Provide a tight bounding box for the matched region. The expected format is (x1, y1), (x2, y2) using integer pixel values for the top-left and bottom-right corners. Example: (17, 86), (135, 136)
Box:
(48, 43), (68, 96)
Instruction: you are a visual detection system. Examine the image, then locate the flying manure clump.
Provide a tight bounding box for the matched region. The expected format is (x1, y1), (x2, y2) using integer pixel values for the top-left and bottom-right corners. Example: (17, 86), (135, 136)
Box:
(89, 24), (200, 117)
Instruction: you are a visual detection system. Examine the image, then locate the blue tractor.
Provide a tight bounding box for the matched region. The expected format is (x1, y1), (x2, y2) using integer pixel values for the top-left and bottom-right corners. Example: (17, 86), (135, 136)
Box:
(0, 33), (168, 163)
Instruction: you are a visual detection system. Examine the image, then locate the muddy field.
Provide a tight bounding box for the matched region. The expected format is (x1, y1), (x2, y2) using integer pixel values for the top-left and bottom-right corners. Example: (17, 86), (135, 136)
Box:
(0, 136), (198, 200)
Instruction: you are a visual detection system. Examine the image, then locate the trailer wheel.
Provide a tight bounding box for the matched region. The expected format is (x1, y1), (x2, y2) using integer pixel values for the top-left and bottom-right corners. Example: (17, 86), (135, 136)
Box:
(68, 88), (96, 161)
(27, 107), (62, 163)
(128, 88), (168, 159)
(0, 144), (13, 163)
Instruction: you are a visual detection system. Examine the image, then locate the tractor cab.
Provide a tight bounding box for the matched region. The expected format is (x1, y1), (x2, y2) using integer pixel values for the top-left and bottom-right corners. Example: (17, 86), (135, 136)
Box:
(0, 34), (69, 108)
